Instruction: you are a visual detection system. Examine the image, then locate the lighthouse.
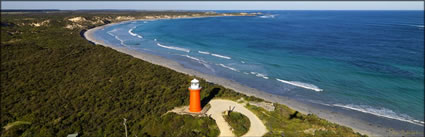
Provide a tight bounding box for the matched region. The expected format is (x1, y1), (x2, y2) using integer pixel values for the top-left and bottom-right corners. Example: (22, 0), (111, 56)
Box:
(189, 78), (202, 112)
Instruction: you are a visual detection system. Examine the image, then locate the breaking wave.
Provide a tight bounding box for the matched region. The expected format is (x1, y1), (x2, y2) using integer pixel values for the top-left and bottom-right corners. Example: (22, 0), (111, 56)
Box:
(410, 25), (424, 28)
(332, 104), (424, 126)
(198, 51), (210, 55)
(156, 43), (190, 53)
(211, 53), (231, 59)
(259, 14), (278, 18)
(182, 55), (203, 62)
(276, 78), (323, 92)
(128, 27), (143, 38)
(218, 64), (240, 72)
(107, 30), (126, 46)
(250, 72), (269, 79)
(181, 55), (215, 72)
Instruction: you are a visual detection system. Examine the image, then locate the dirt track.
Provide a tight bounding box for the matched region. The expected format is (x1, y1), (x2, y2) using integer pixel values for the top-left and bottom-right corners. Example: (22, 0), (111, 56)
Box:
(206, 99), (268, 137)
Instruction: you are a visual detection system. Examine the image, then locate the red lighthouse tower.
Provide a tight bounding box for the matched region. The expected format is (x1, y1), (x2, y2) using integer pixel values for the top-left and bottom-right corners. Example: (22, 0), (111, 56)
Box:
(189, 79), (202, 112)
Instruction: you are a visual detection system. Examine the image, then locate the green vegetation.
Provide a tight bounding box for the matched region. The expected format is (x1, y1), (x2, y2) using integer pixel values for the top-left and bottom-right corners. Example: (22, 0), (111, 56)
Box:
(223, 111), (250, 136)
(245, 103), (367, 137)
(1, 10), (365, 137)
(2, 121), (32, 137)
(3, 121), (31, 130)
(143, 113), (219, 137)
(0, 11), (240, 137)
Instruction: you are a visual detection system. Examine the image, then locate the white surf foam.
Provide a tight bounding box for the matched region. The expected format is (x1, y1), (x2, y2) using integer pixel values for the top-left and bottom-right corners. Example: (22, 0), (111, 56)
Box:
(107, 29), (118, 33)
(154, 39), (157, 41)
(107, 31), (114, 37)
(211, 53), (231, 59)
(411, 25), (424, 28)
(182, 55), (202, 62)
(156, 43), (190, 53)
(198, 51), (210, 55)
(332, 104), (424, 126)
(218, 64), (240, 72)
(256, 73), (269, 79)
(116, 36), (125, 46)
(181, 55), (215, 72)
(106, 30), (116, 37)
(203, 63), (215, 73)
(259, 14), (278, 18)
(405, 24), (424, 28)
(107, 31), (127, 46)
(276, 78), (323, 92)
(250, 72), (269, 79)
(128, 27), (143, 38)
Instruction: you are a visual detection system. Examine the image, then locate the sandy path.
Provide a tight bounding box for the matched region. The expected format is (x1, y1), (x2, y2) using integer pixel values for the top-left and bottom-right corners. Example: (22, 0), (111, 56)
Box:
(206, 99), (268, 137)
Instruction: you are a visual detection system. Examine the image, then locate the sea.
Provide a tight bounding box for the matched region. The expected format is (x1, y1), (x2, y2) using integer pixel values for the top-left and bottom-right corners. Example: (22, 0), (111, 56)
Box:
(92, 11), (424, 132)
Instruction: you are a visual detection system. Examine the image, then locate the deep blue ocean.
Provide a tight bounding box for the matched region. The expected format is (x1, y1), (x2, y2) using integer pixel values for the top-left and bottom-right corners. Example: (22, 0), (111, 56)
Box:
(93, 11), (424, 128)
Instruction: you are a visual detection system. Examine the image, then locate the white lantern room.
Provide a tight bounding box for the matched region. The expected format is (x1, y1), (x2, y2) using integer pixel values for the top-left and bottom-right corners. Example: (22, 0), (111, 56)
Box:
(190, 78), (201, 90)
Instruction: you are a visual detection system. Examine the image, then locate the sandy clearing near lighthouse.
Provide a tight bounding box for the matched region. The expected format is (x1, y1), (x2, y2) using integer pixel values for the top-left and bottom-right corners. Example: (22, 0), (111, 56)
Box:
(206, 99), (268, 137)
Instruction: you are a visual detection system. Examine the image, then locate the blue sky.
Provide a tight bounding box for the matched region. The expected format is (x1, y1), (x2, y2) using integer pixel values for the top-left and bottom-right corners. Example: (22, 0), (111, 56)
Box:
(1, 1), (424, 10)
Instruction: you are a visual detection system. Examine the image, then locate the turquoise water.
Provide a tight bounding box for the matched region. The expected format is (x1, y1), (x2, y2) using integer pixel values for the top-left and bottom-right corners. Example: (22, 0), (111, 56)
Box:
(93, 11), (424, 129)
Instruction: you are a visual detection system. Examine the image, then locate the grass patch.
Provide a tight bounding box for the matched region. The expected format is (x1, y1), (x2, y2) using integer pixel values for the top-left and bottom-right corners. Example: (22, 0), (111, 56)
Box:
(142, 113), (219, 137)
(245, 103), (367, 137)
(223, 111), (250, 137)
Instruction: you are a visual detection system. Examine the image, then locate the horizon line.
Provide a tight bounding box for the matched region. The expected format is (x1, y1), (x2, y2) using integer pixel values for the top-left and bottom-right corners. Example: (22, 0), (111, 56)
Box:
(1, 9), (424, 11)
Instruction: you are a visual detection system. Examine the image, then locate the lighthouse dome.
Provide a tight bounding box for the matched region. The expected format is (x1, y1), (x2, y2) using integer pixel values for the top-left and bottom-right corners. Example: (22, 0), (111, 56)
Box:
(191, 79), (199, 83)
(190, 78), (200, 89)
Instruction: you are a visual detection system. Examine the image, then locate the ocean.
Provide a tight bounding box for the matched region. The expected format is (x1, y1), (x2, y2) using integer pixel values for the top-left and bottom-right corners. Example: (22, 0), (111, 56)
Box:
(92, 11), (424, 131)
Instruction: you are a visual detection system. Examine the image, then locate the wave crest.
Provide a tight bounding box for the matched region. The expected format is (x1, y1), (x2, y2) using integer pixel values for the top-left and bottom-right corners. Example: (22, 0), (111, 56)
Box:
(276, 78), (323, 92)
(211, 53), (231, 59)
(218, 64), (240, 72)
(156, 43), (190, 53)
(182, 55), (202, 62)
(259, 14), (278, 18)
(128, 27), (143, 38)
(181, 55), (215, 72)
(107, 31), (126, 46)
(333, 104), (424, 126)
(250, 72), (269, 79)
(198, 51), (210, 55)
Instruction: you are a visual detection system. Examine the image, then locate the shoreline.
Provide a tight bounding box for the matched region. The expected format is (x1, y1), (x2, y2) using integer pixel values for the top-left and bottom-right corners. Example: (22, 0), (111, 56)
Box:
(84, 16), (415, 137)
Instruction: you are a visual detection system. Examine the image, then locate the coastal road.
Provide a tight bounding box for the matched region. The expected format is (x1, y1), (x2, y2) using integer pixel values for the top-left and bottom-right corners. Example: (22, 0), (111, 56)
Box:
(206, 99), (268, 137)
